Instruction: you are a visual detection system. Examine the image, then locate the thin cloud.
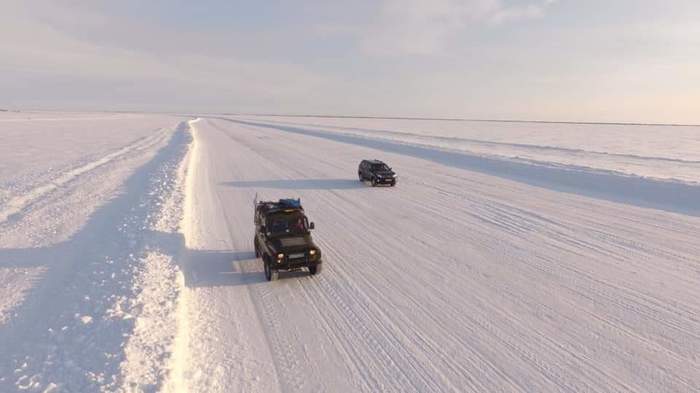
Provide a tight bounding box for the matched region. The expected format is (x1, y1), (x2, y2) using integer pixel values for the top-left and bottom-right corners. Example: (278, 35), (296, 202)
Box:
(0, 2), (334, 112)
(358, 0), (558, 55)
(1, 1), (698, 123)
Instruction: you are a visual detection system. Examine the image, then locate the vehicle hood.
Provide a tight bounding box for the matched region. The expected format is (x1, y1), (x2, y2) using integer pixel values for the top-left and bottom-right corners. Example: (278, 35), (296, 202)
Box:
(271, 235), (315, 252)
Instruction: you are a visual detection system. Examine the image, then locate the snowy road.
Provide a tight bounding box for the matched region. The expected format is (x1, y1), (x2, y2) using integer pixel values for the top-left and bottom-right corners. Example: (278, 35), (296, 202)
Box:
(1, 113), (699, 392)
(173, 117), (700, 392)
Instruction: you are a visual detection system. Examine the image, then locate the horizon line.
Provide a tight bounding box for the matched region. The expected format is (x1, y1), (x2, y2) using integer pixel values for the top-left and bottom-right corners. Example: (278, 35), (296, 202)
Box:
(234, 113), (700, 128)
(4, 107), (699, 127)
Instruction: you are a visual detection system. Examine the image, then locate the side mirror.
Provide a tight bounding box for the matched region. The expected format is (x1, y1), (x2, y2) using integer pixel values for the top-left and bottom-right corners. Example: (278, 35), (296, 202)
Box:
(309, 222), (315, 230)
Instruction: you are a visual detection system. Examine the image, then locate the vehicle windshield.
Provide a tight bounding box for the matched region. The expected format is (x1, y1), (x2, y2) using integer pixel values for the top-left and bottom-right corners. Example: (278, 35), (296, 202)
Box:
(371, 164), (390, 171)
(266, 213), (308, 236)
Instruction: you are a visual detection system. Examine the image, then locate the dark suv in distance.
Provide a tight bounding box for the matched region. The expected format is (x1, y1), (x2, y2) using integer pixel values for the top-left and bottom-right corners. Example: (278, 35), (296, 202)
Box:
(358, 159), (397, 187)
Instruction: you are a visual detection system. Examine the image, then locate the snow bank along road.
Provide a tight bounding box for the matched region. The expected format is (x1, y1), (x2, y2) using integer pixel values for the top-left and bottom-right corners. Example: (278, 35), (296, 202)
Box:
(1, 113), (699, 392)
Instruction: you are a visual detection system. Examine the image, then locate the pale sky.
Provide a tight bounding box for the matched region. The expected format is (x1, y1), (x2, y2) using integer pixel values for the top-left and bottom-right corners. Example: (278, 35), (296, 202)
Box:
(1, 1), (698, 123)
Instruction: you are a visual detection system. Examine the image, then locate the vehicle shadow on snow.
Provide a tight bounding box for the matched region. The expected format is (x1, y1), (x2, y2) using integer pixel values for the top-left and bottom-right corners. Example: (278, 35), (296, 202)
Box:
(0, 232), (265, 291)
(221, 178), (365, 190)
(0, 227), (293, 290)
(141, 229), (267, 288)
(182, 249), (265, 288)
(179, 247), (313, 286)
(0, 245), (65, 268)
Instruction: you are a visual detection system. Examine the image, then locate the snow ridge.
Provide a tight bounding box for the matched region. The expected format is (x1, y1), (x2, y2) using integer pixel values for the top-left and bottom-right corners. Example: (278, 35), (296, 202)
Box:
(0, 120), (193, 392)
(119, 120), (196, 391)
(163, 118), (200, 393)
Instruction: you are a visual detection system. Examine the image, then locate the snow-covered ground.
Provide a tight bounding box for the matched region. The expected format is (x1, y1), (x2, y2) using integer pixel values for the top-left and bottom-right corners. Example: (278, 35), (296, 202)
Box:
(0, 112), (190, 391)
(1, 112), (699, 392)
(233, 115), (700, 216)
(241, 116), (700, 183)
(241, 115), (700, 183)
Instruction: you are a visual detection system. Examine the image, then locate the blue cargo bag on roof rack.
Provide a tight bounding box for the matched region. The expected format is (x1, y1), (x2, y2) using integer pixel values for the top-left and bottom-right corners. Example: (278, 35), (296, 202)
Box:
(278, 198), (302, 209)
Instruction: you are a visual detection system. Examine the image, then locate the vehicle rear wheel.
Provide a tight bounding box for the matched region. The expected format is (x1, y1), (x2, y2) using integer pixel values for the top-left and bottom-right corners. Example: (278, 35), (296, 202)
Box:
(254, 237), (260, 258)
(358, 172), (363, 181)
(309, 264), (322, 275)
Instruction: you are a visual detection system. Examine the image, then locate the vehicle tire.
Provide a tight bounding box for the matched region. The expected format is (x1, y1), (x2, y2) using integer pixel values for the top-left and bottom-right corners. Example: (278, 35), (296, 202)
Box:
(309, 264), (322, 275)
(263, 257), (272, 281)
(391, 181), (396, 187)
(358, 172), (364, 181)
(254, 237), (260, 258)
(271, 269), (279, 281)
(371, 177), (377, 187)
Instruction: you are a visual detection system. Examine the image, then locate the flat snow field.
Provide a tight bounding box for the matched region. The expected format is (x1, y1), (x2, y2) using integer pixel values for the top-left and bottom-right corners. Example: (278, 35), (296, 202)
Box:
(1, 112), (699, 392)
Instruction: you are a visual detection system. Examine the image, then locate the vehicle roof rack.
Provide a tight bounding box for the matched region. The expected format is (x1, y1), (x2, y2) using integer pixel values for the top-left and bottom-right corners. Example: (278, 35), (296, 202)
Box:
(255, 196), (304, 215)
(278, 198), (301, 209)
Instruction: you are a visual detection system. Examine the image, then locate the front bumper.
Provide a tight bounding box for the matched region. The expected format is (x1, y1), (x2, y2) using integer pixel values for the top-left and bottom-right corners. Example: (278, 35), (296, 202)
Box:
(374, 177), (396, 185)
(273, 255), (322, 270)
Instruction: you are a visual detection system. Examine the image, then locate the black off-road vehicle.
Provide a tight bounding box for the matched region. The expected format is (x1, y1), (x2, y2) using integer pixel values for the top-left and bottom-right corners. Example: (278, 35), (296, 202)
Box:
(358, 159), (397, 186)
(253, 196), (322, 281)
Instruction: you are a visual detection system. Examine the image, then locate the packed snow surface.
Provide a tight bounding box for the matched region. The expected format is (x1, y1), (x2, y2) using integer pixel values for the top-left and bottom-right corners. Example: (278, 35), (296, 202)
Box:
(1, 112), (699, 392)
(244, 115), (700, 184)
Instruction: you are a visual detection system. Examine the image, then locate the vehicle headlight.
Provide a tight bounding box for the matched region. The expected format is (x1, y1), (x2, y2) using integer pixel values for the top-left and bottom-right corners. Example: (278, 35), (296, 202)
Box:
(277, 253), (284, 259)
(392, 174), (397, 178)
(309, 249), (316, 256)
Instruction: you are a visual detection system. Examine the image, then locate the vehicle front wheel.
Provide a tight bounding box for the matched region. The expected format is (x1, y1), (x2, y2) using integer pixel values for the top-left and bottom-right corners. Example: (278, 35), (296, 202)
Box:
(371, 178), (377, 187)
(264, 257), (272, 281)
(309, 264), (322, 275)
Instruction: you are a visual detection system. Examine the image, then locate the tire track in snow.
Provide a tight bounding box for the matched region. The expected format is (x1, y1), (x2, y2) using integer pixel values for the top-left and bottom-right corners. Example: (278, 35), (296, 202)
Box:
(0, 127), (171, 225)
(214, 119), (583, 392)
(213, 117), (700, 392)
(216, 122), (465, 392)
(217, 120), (540, 391)
(215, 122), (425, 391)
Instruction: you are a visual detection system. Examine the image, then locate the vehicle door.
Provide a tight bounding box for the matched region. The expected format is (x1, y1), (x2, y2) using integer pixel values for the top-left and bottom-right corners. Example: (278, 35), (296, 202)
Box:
(257, 220), (272, 257)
